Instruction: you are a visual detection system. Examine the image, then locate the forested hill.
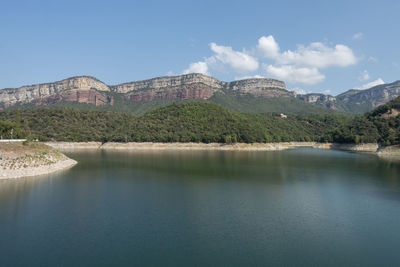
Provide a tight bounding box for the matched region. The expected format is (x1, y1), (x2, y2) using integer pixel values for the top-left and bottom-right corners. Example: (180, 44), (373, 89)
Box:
(328, 96), (400, 145)
(0, 102), (349, 143)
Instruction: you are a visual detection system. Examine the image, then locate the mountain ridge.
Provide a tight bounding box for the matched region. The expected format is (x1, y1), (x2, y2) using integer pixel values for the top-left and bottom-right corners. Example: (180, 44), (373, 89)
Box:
(0, 73), (290, 110)
(1, 74), (399, 114)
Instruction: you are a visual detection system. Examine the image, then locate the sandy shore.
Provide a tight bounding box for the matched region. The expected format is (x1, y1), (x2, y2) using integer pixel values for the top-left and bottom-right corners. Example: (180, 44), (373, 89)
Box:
(0, 142), (77, 180)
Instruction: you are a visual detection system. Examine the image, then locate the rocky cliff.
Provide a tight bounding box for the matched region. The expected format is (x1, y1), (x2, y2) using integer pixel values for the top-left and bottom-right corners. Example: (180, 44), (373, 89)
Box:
(298, 81), (400, 113)
(297, 93), (337, 109)
(3, 73), (398, 114)
(0, 74), (287, 109)
(118, 74), (289, 102)
(0, 76), (112, 108)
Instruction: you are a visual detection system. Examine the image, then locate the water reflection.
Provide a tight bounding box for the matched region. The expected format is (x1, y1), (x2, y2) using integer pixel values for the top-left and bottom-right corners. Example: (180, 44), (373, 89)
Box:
(1, 148), (400, 266)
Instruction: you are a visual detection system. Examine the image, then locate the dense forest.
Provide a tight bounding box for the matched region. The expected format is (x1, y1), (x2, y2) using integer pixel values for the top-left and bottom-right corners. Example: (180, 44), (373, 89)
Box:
(326, 96), (400, 145)
(1, 98), (399, 145)
(0, 102), (348, 143)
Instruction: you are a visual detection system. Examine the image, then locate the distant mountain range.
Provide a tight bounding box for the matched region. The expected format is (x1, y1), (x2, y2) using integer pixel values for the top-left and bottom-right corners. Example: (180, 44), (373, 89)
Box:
(1, 74), (399, 114)
(298, 80), (400, 113)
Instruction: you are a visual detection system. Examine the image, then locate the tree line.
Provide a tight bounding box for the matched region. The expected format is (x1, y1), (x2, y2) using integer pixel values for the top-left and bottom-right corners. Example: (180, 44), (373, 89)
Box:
(1, 99), (399, 145)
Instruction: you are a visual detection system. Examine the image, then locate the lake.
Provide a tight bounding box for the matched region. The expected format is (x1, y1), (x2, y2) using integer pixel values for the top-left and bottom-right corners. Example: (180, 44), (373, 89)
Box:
(1, 148), (400, 266)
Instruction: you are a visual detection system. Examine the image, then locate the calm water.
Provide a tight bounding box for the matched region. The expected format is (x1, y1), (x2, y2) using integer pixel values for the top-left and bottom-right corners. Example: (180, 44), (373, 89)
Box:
(1, 148), (400, 266)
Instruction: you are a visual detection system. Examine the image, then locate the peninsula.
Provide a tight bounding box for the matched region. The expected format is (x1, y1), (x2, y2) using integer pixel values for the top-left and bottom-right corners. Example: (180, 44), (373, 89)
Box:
(0, 141), (76, 179)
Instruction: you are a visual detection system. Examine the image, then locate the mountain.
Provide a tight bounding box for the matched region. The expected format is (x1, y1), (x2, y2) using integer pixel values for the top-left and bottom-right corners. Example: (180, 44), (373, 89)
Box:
(0, 74), (333, 115)
(298, 81), (400, 113)
(0, 74), (288, 108)
(1, 74), (399, 115)
(326, 96), (400, 145)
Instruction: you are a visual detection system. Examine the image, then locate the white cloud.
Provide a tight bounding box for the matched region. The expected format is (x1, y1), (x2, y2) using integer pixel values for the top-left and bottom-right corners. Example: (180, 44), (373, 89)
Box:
(355, 78), (385, 90)
(359, 70), (370, 81)
(353, 32), (363, 39)
(182, 61), (209, 75)
(257, 35), (280, 59)
(234, 75), (264, 81)
(182, 35), (358, 86)
(277, 42), (357, 68)
(265, 64), (325, 85)
(292, 87), (309, 94)
(182, 42), (259, 75)
(323, 89), (331, 95)
(209, 42), (259, 72)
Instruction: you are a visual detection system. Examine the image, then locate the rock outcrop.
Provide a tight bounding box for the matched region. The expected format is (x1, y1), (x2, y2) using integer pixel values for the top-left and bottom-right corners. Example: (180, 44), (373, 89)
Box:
(297, 93), (337, 109)
(298, 81), (400, 113)
(0, 76), (112, 108)
(120, 74), (289, 102)
(0, 74), (287, 108)
(111, 73), (223, 93)
(125, 83), (216, 102)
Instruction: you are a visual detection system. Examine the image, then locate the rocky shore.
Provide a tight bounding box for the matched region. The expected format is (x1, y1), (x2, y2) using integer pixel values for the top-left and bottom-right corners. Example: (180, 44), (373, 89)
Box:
(45, 141), (323, 151)
(0, 142), (77, 179)
(43, 141), (400, 160)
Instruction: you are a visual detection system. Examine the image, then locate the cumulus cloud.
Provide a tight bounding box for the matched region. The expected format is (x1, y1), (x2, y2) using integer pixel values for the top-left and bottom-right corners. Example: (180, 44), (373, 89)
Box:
(182, 61), (209, 75)
(234, 75), (264, 81)
(209, 43), (259, 72)
(355, 78), (385, 90)
(353, 32), (363, 39)
(257, 35), (280, 58)
(182, 35), (357, 86)
(291, 87), (309, 95)
(277, 42), (357, 68)
(359, 70), (370, 81)
(182, 42), (258, 75)
(264, 64), (325, 85)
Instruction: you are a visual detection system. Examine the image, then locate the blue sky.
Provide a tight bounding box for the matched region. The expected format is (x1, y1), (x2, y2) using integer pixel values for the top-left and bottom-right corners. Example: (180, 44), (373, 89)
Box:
(1, 0), (399, 95)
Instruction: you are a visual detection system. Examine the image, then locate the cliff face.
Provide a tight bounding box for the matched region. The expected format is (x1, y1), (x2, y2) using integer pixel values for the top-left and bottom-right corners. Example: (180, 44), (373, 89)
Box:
(298, 81), (400, 113)
(125, 83), (216, 102)
(297, 94), (337, 109)
(1, 74), (399, 113)
(0, 76), (112, 108)
(225, 79), (292, 97)
(336, 81), (400, 107)
(0, 74), (287, 108)
(111, 73), (223, 93)
(119, 74), (288, 102)
(31, 89), (114, 106)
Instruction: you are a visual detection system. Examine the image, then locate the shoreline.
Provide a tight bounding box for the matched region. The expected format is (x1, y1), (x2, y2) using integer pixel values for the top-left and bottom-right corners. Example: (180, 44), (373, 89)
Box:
(0, 142), (77, 180)
(46, 141), (329, 151)
(44, 141), (386, 153)
(45, 141), (400, 159)
(0, 158), (77, 179)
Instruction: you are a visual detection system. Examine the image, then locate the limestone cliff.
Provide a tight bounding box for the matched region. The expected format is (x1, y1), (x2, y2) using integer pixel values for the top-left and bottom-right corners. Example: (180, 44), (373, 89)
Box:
(112, 73), (288, 102)
(0, 74), (287, 108)
(297, 94), (337, 109)
(297, 81), (400, 113)
(111, 73), (224, 93)
(1, 73), (399, 114)
(0, 76), (112, 108)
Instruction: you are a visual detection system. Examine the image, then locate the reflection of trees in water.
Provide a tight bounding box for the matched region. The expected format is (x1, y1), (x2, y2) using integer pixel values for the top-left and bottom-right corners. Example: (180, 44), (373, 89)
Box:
(0, 173), (65, 218)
